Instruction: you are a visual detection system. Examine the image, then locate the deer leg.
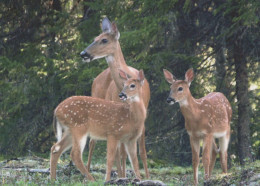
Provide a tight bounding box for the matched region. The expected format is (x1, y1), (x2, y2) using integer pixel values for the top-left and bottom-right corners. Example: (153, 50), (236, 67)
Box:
(121, 143), (127, 178)
(115, 146), (123, 178)
(209, 139), (218, 178)
(50, 132), (72, 180)
(125, 140), (141, 180)
(138, 127), (149, 178)
(202, 134), (213, 180)
(105, 136), (118, 181)
(219, 134), (230, 173)
(190, 136), (200, 186)
(70, 133), (94, 181)
(86, 139), (96, 172)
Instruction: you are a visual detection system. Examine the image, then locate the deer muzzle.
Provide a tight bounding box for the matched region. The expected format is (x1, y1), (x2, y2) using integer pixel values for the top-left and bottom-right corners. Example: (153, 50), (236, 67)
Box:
(167, 97), (175, 105)
(119, 92), (127, 101)
(80, 50), (93, 63)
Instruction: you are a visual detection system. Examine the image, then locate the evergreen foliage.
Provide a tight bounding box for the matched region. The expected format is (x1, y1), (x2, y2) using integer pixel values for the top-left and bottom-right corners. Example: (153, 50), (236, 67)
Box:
(0, 0), (259, 165)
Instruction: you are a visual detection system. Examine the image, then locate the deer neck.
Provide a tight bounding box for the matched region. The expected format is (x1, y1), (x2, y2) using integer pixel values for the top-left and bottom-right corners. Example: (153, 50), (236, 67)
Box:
(105, 42), (128, 90)
(179, 93), (200, 121)
(129, 96), (146, 124)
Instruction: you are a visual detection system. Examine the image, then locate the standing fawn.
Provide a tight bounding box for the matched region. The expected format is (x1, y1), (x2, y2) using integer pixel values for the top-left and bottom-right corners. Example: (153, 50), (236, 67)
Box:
(50, 69), (147, 182)
(163, 68), (232, 185)
(80, 17), (150, 178)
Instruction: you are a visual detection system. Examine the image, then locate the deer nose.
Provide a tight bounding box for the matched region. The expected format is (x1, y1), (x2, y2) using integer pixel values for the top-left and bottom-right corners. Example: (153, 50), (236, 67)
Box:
(80, 50), (92, 59)
(167, 97), (175, 104)
(119, 92), (127, 101)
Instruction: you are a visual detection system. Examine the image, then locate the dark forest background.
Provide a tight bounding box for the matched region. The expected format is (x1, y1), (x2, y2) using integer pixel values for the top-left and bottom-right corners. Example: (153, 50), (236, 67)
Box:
(0, 0), (259, 167)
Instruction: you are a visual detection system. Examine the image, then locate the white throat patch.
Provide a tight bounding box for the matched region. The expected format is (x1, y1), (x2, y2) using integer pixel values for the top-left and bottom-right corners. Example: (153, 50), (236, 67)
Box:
(105, 55), (114, 63)
(179, 99), (189, 107)
(130, 95), (140, 102)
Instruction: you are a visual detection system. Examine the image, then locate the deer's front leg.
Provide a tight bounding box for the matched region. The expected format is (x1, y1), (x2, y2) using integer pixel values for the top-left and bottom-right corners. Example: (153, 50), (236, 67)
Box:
(120, 143), (127, 178)
(105, 136), (118, 181)
(202, 134), (213, 180)
(190, 136), (200, 186)
(115, 146), (123, 177)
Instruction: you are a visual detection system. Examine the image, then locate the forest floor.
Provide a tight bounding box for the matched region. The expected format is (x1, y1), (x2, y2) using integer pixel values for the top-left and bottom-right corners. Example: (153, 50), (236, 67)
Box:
(0, 153), (259, 186)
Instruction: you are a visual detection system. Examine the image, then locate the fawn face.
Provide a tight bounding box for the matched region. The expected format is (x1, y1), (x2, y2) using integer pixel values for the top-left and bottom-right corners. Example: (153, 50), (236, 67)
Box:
(167, 80), (190, 105)
(118, 69), (144, 102)
(80, 18), (120, 62)
(163, 68), (194, 105)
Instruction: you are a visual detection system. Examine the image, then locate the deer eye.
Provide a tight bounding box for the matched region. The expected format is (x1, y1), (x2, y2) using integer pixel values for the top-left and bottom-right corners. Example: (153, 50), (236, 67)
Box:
(178, 87), (183, 91)
(130, 84), (135, 88)
(101, 39), (108, 44)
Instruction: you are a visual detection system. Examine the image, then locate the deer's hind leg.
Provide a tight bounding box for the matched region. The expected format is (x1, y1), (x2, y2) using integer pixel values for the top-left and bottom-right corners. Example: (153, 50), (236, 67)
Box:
(86, 139), (96, 172)
(138, 127), (149, 178)
(219, 132), (230, 173)
(125, 139), (141, 180)
(70, 130), (94, 181)
(50, 131), (72, 180)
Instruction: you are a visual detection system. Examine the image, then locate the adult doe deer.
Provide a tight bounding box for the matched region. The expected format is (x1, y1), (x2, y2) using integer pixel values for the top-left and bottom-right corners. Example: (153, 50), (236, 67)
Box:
(50, 69), (147, 182)
(80, 17), (150, 178)
(163, 68), (232, 185)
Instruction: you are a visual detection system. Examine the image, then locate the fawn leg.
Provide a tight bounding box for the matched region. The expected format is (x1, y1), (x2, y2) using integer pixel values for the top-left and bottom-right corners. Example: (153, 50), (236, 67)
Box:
(125, 140), (141, 180)
(190, 136), (200, 186)
(105, 136), (118, 181)
(138, 127), (149, 178)
(202, 135), (213, 180)
(50, 132), (72, 180)
(219, 134), (230, 173)
(70, 133), (94, 181)
(86, 139), (96, 171)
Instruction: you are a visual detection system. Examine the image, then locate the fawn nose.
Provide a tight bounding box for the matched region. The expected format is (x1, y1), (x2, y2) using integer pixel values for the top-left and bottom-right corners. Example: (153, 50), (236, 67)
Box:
(167, 97), (175, 104)
(119, 92), (127, 101)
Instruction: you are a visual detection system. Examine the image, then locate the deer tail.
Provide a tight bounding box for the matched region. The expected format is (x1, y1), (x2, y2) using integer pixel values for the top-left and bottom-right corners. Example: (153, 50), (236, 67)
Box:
(53, 115), (62, 142)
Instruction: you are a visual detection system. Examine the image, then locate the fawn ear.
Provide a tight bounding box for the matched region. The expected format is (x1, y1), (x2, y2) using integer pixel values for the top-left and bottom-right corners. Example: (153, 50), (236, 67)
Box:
(138, 69), (145, 86)
(111, 22), (120, 40)
(185, 68), (194, 86)
(119, 69), (131, 80)
(102, 17), (112, 33)
(163, 69), (176, 84)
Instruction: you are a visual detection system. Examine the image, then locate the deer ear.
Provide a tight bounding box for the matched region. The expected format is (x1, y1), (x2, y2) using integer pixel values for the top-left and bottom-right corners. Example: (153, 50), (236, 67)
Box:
(138, 69), (145, 86)
(185, 68), (194, 86)
(163, 69), (176, 84)
(111, 22), (120, 40)
(119, 69), (131, 80)
(102, 17), (112, 33)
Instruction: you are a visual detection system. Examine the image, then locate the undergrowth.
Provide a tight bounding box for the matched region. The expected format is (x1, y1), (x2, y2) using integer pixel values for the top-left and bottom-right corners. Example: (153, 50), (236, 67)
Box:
(0, 150), (259, 185)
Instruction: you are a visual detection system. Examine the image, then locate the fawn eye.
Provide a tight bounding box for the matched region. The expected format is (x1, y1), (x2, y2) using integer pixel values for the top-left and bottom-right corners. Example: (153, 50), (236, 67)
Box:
(101, 39), (108, 44)
(130, 84), (135, 88)
(178, 87), (183, 91)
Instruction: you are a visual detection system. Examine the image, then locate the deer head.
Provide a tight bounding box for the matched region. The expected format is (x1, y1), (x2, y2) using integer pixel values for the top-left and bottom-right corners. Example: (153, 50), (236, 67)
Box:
(163, 68), (194, 105)
(80, 17), (120, 63)
(118, 69), (145, 103)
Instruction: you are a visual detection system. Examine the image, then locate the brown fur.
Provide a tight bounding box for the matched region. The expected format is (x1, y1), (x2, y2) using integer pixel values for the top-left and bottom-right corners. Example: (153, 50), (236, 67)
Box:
(82, 18), (150, 178)
(50, 70), (147, 181)
(164, 68), (232, 185)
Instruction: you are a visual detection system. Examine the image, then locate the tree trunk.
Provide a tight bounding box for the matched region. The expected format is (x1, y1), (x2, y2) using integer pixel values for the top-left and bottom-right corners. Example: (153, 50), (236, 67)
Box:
(234, 41), (253, 165)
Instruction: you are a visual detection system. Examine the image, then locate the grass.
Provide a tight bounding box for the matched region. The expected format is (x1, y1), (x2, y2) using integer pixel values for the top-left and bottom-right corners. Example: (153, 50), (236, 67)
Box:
(0, 150), (260, 185)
